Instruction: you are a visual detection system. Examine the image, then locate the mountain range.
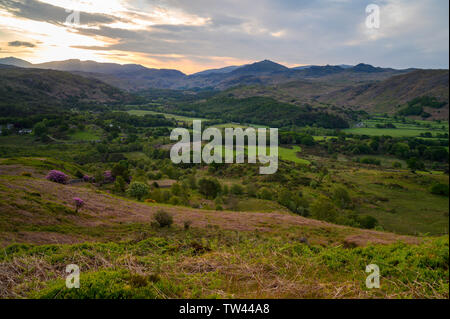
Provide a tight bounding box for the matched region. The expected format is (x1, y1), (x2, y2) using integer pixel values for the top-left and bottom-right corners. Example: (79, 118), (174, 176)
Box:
(0, 57), (448, 119)
(0, 57), (414, 91)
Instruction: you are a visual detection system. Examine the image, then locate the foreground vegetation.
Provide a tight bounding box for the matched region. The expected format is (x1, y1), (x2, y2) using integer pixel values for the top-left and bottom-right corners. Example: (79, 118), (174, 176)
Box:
(0, 89), (448, 298)
(2, 227), (447, 299)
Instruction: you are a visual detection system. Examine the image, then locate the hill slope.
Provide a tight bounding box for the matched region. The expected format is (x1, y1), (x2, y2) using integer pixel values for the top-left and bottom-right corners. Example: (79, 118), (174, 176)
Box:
(0, 159), (447, 299)
(318, 69), (449, 118)
(0, 67), (134, 116)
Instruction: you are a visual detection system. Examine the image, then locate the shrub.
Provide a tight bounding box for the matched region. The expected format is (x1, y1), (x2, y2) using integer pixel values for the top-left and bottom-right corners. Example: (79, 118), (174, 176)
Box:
(113, 176), (126, 193)
(257, 187), (272, 200)
(246, 184), (257, 197)
(430, 183), (449, 196)
(32, 270), (180, 299)
(103, 170), (114, 183)
(198, 178), (221, 199)
(73, 197), (85, 213)
(230, 184), (244, 195)
(127, 182), (150, 200)
(407, 158), (425, 171)
(75, 170), (84, 179)
(183, 220), (192, 230)
(392, 162), (402, 169)
(46, 170), (69, 184)
(360, 158), (381, 166)
(310, 196), (338, 223)
(94, 170), (104, 184)
(332, 187), (352, 209)
(359, 215), (378, 229)
(153, 210), (173, 227)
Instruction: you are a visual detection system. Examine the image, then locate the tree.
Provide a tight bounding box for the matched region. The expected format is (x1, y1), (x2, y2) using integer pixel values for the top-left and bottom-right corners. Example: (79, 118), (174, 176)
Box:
(430, 183), (449, 196)
(113, 176), (126, 193)
(406, 157), (425, 171)
(33, 121), (48, 137)
(127, 182), (150, 200)
(198, 178), (221, 199)
(112, 161), (130, 181)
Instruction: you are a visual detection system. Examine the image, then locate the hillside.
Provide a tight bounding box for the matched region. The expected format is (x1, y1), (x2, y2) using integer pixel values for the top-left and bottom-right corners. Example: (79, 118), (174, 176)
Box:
(166, 96), (350, 128)
(318, 70), (449, 118)
(0, 159), (447, 299)
(0, 67), (135, 116)
(223, 69), (449, 120)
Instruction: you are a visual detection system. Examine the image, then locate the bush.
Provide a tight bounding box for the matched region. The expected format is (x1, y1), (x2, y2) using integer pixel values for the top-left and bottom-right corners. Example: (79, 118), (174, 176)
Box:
(103, 170), (114, 183)
(32, 270), (180, 299)
(75, 170), (84, 179)
(73, 197), (85, 213)
(430, 183), (449, 196)
(392, 162), (402, 169)
(198, 178), (221, 199)
(257, 187), (272, 200)
(127, 182), (150, 200)
(360, 158), (381, 166)
(153, 210), (173, 227)
(407, 157), (425, 171)
(359, 215), (378, 229)
(246, 184), (257, 197)
(310, 196), (338, 223)
(46, 170), (69, 184)
(113, 176), (126, 193)
(230, 184), (244, 195)
(332, 187), (351, 209)
(183, 220), (192, 230)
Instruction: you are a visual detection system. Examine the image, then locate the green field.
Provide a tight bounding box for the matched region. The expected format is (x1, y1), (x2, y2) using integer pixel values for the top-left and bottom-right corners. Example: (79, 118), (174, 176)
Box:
(126, 110), (208, 123)
(344, 118), (449, 137)
(343, 127), (429, 137)
(212, 123), (268, 129)
(244, 145), (310, 165)
(69, 130), (101, 141)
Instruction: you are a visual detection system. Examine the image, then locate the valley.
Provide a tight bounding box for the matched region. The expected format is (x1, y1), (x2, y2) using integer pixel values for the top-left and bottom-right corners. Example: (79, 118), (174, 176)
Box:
(0, 58), (448, 299)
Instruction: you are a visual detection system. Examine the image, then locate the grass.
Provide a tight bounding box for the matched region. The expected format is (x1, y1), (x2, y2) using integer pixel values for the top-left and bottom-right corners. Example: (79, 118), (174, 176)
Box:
(69, 129), (101, 141)
(337, 169), (449, 236)
(212, 123), (268, 129)
(126, 110), (208, 123)
(345, 118), (449, 137)
(343, 127), (436, 137)
(0, 159), (448, 299)
(1, 230), (447, 299)
(242, 145), (310, 165)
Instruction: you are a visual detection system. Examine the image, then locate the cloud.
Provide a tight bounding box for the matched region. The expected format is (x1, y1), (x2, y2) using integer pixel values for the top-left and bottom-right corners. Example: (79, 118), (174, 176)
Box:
(0, 0), (448, 71)
(0, 0), (120, 26)
(8, 41), (36, 48)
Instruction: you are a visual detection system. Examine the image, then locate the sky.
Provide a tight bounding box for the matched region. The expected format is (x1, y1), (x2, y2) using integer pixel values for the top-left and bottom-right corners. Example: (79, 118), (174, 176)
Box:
(0, 0), (448, 74)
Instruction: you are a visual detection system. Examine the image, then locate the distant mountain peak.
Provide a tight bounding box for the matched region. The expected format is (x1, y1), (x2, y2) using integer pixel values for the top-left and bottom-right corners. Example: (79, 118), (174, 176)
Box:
(351, 63), (384, 73)
(0, 57), (33, 68)
(231, 60), (289, 74)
